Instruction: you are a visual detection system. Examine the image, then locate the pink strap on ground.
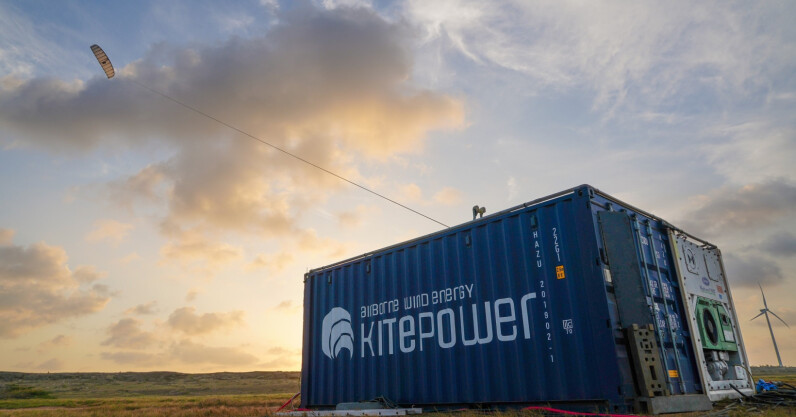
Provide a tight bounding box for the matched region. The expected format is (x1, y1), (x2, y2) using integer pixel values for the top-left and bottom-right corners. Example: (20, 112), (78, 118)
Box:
(523, 406), (637, 417)
(275, 392), (301, 412)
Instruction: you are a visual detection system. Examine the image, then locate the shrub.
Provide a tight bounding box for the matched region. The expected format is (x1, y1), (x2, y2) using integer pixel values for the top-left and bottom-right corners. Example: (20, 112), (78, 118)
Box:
(1, 384), (53, 399)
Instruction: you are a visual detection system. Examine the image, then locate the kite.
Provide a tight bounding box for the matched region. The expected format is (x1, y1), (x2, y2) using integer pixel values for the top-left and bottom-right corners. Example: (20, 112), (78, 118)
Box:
(90, 44), (115, 79)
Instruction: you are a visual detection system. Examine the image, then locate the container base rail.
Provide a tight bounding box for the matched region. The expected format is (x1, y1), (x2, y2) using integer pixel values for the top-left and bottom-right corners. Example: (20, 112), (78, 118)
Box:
(298, 185), (755, 414)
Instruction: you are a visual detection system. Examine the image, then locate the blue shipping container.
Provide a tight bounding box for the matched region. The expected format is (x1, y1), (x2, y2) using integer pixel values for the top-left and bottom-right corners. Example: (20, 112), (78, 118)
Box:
(300, 185), (751, 413)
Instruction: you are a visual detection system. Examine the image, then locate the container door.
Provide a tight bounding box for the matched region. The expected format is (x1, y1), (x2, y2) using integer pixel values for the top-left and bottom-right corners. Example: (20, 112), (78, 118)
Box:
(668, 233), (754, 401)
(599, 211), (702, 398)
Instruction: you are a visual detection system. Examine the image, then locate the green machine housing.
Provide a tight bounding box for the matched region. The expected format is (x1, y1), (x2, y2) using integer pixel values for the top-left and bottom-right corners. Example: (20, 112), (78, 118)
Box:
(696, 298), (738, 352)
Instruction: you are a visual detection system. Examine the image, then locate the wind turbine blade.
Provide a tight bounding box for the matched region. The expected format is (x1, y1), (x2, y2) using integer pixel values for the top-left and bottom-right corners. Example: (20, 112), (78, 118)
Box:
(750, 311), (765, 321)
(769, 310), (790, 328)
(760, 283), (769, 308)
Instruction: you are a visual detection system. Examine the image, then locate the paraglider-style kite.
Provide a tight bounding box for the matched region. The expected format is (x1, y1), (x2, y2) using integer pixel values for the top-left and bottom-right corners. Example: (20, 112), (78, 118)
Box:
(85, 43), (448, 228)
(90, 44), (115, 79)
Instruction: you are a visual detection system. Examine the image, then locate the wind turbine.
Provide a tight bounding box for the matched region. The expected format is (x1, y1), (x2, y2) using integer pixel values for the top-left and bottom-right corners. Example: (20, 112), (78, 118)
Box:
(751, 283), (789, 367)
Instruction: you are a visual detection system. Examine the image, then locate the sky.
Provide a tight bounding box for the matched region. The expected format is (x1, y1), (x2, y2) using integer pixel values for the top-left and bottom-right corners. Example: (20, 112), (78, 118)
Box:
(0, 0), (794, 373)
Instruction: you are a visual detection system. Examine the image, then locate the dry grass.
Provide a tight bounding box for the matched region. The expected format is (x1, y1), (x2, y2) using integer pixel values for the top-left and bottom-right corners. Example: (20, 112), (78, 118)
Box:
(0, 394), (292, 416)
(753, 368), (796, 386)
(0, 372), (300, 399)
(1, 370), (795, 416)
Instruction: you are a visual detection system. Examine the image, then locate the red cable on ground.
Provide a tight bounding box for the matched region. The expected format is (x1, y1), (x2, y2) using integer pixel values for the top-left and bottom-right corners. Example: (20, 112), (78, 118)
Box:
(523, 406), (637, 417)
(275, 392), (301, 412)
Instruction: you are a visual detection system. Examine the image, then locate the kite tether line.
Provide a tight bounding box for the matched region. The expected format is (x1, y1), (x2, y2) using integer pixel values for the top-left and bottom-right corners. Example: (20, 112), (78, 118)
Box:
(90, 44), (449, 228)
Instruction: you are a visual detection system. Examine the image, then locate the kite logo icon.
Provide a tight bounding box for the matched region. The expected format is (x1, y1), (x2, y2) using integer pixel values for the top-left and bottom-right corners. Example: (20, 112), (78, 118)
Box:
(321, 307), (354, 359)
(685, 247), (698, 273)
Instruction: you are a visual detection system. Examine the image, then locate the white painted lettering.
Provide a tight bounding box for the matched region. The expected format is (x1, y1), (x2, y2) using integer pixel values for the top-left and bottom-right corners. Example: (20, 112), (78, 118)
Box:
(494, 298), (517, 341)
(399, 316), (415, 353)
(521, 292), (537, 339)
(382, 318), (396, 355)
(437, 308), (456, 348)
(361, 322), (374, 358)
(418, 312), (435, 351)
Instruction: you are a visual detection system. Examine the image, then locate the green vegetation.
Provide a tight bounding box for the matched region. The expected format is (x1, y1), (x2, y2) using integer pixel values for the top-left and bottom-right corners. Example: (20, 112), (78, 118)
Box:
(0, 394), (290, 416)
(0, 385), (52, 400)
(752, 366), (796, 385)
(0, 371), (299, 399)
(0, 372), (298, 416)
(0, 370), (794, 416)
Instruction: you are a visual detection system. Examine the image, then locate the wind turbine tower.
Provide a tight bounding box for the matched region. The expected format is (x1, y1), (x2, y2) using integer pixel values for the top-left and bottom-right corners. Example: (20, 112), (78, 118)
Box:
(751, 283), (790, 367)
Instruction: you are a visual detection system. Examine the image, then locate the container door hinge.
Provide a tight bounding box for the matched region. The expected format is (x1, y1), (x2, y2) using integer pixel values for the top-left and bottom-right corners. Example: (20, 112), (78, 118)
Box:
(599, 248), (609, 265)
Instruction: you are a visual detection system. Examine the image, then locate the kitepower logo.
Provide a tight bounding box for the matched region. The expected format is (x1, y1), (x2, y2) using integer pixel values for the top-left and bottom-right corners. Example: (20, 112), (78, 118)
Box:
(321, 307), (354, 359)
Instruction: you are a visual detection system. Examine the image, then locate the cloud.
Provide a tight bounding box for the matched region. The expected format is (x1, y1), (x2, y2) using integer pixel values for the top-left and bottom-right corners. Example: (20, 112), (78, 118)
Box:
(0, 4), (464, 262)
(125, 301), (158, 315)
(101, 351), (162, 366)
(259, 346), (301, 370)
(169, 340), (258, 366)
(272, 300), (302, 314)
(701, 122), (796, 184)
(33, 358), (64, 371)
(336, 205), (378, 228)
(167, 307), (244, 335)
(72, 265), (106, 284)
(0, 3), (75, 78)
(118, 252), (141, 264)
(159, 229), (243, 267)
(98, 310), (258, 368)
(85, 219), (134, 245)
(248, 252), (294, 274)
(759, 232), (796, 258)
(406, 1), (795, 112)
(723, 254), (784, 289)
(400, 183), (423, 201)
(506, 177), (517, 202)
(749, 306), (794, 329)
(322, 0), (373, 10)
(678, 179), (796, 237)
(38, 334), (72, 352)
(766, 307), (796, 326)
(185, 288), (202, 302)
(101, 318), (158, 349)
(0, 240), (110, 337)
(265, 346), (296, 355)
(0, 228), (14, 245)
(433, 187), (462, 205)
(106, 164), (168, 209)
(47, 334), (72, 347)
(296, 229), (351, 258)
(102, 341), (259, 368)
(336, 210), (361, 228)
(154, 146), (303, 238)
(248, 228), (353, 275)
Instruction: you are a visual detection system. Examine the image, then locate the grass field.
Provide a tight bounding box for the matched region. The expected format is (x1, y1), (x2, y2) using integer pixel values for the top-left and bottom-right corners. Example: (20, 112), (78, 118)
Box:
(750, 367), (796, 386)
(0, 372), (298, 416)
(1, 368), (794, 416)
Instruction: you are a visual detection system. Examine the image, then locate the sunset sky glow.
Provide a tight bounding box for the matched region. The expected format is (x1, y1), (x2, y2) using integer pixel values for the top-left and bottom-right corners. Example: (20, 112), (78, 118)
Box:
(1, 0), (795, 372)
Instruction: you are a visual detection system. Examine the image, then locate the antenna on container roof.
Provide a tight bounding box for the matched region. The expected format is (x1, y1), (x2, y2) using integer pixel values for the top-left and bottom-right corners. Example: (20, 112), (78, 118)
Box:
(472, 205), (486, 220)
(90, 44), (449, 228)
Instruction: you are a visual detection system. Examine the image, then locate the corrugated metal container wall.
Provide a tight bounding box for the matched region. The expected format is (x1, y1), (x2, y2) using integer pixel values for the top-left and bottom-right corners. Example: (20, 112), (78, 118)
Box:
(300, 185), (704, 412)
